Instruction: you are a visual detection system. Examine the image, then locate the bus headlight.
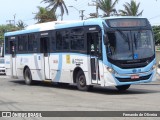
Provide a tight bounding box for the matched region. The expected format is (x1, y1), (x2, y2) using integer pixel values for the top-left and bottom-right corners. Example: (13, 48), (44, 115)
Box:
(106, 67), (115, 73)
(152, 64), (156, 70)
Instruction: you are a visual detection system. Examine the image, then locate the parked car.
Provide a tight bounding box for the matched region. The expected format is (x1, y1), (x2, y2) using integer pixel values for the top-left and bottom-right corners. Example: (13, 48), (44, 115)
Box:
(0, 58), (5, 74)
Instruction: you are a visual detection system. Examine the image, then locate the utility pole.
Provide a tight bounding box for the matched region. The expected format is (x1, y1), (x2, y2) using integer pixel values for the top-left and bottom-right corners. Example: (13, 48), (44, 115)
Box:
(6, 14), (16, 26)
(6, 20), (14, 25)
(69, 6), (85, 20)
(13, 14), (16, 26)
(88, 0), (99, 18)
(79, 10), (85, 20)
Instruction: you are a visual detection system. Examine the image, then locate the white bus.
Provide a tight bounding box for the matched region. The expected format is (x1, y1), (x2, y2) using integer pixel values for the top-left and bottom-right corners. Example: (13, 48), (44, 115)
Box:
(4, 17), (156, 91)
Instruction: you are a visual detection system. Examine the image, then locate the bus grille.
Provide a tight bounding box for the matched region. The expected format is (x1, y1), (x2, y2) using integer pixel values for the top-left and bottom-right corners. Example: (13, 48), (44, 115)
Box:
(116, 74), (152, 82)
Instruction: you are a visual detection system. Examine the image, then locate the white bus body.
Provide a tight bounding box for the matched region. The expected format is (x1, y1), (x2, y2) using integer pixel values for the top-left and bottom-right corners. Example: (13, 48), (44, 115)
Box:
(4, 17), (156, 91)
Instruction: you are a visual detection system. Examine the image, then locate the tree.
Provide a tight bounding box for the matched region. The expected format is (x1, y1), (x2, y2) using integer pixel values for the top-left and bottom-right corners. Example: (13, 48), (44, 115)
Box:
(152, 26), (160, 45)
(0, 25), (19, 44)
(42, 0), (68, 20)
(34, 6), (57, 23)
(16, 20), (27, 30)
(119, 0), (143, 16)
(98, 0), (119, 17)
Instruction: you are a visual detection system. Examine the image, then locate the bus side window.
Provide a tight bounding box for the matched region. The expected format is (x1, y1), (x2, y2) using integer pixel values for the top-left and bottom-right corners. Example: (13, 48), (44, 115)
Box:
(28, 34), (38, 52)
(9, 40), (16, 57)
(63, 30), (70, 50)
(5, 37), (9, 54)
(70, 28), (84, 51)
(56, 31), (63, 50)
(18, 35), (28, 52)
(51, 31), (56, 52)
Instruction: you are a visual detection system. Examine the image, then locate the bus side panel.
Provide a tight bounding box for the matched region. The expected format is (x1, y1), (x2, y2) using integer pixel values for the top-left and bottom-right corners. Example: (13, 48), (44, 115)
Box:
(60, 54), (72, 83)
(30, 54), (44, 81)
(49, 54), (60, 82)
(4, 55), (17, 77)
(16, 55), (25, 79)
(98, 61), (105, 86)
(59, 54), (89, 84)
(49, 53), (90, 84)
(103, 65), (117, 86)
(86, 57), (92, 85)
(49, 53), (73, 83)
(16, 54), (44, 81)
(39, 54), (45, 80)
(69, 54), (90, 85)
(5, 55), (12, 76)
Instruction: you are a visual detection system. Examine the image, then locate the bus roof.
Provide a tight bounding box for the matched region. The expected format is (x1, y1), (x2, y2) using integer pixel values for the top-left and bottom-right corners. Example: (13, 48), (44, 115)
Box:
(4, 16), (147, 37)
(5, 20), (82, 36)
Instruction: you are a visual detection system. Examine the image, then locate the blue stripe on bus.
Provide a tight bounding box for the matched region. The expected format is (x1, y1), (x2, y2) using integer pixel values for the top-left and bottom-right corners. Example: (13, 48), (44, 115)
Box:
(54, 54), (62, 82)
(4, 28), (40, 36)
(52, 53), (88, 82)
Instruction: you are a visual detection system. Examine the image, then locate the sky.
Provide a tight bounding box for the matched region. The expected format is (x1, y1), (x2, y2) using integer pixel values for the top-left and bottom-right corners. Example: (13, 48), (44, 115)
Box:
(0, 0), (160, 26)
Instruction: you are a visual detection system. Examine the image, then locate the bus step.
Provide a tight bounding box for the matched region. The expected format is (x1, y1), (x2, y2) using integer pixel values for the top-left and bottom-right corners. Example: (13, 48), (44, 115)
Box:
(43, 80), (52, 83)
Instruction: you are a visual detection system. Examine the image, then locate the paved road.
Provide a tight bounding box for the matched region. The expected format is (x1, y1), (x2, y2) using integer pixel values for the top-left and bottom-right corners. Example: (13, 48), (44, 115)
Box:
(0, 75), (160, 120)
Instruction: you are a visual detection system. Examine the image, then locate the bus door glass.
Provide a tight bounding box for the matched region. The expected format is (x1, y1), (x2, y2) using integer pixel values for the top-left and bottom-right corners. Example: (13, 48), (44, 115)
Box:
(9, 39), (16, 76)
(40, 34), (50, 79)
(87, 32), (101, 84)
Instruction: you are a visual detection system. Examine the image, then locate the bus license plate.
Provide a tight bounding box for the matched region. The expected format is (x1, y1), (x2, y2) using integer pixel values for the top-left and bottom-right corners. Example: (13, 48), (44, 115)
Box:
(131, 75), (139, 79)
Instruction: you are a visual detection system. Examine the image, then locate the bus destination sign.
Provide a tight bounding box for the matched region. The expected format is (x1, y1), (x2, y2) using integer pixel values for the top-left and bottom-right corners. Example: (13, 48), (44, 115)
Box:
(106, 18), (147, 28)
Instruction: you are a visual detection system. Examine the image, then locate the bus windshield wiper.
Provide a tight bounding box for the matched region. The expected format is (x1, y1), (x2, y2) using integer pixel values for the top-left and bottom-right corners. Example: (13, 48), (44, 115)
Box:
(134, 30), (141, 49)
(116, 29), (131, 50)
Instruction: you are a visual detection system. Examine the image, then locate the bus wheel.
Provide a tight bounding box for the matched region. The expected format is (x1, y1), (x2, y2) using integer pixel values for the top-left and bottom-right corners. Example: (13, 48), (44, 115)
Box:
(24, 68), (33, 85)
(116, 85), (130, 91)
(76, 71), (90, 91)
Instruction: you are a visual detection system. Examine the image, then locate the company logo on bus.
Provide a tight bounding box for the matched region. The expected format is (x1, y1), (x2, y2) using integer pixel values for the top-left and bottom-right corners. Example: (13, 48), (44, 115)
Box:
(132, 69), (141, 73)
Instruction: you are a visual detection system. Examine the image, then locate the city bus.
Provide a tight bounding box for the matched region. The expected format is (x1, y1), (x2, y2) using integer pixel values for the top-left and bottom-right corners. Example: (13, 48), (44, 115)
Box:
(4, 17), (156, 91)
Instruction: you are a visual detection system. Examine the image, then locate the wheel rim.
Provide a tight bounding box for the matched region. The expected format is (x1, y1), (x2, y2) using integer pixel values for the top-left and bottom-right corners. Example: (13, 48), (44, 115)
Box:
(79, 75), (86, 87)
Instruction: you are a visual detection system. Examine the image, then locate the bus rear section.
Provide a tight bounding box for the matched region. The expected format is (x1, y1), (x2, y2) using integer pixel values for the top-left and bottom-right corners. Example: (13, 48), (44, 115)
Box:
(4, 37), (17, 77)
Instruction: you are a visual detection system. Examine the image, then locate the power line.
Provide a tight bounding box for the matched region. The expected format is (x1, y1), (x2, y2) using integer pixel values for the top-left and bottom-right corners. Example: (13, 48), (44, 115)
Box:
(149, 14), (160, 20)
(6, 20), (14, 25)
(88, 0), (99, 18)
(6, 14), (16, 26)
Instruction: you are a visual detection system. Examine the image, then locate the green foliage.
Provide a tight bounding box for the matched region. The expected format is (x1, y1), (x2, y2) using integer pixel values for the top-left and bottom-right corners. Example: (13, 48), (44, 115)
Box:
(42, 0), (68, 20)
(0, 24), (19, 44)
(118, 0), (143, 16)
(34, 6), (57, 23)
(152, 26), (160, 45)
(98, 0), (119, 17)
(16, 20), (28, 30)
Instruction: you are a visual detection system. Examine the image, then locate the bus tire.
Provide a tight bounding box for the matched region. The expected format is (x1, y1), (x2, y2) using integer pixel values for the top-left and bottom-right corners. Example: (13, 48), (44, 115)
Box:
(115, 85), (130, 91)
(24, 68), (33, 85)
(76, 71), (90, 91)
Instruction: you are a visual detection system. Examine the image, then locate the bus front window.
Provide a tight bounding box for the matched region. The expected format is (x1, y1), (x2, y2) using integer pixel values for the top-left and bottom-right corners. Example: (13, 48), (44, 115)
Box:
(106, 30), (154, 61)
(133, 30), (154, 59)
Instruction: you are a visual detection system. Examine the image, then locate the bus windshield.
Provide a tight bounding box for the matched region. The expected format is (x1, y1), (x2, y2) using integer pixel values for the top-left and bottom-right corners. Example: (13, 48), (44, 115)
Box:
(106, 30), (154, 60)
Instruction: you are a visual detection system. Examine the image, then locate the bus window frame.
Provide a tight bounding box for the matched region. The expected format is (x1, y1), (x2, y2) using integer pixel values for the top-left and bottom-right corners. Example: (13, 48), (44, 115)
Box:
(84, 25), (102, 59)
(55, 27), (87, 54)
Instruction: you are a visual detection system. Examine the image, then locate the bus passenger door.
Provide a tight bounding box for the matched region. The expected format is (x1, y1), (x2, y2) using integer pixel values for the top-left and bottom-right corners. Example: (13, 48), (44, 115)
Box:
(9, 40), (17, 77)
(87, 32), (100, 84)
(40, 37), (50, 79)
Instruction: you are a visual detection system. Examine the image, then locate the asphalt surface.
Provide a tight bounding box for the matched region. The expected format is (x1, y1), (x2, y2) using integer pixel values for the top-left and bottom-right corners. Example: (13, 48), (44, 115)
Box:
(0, 75), (160, 120)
